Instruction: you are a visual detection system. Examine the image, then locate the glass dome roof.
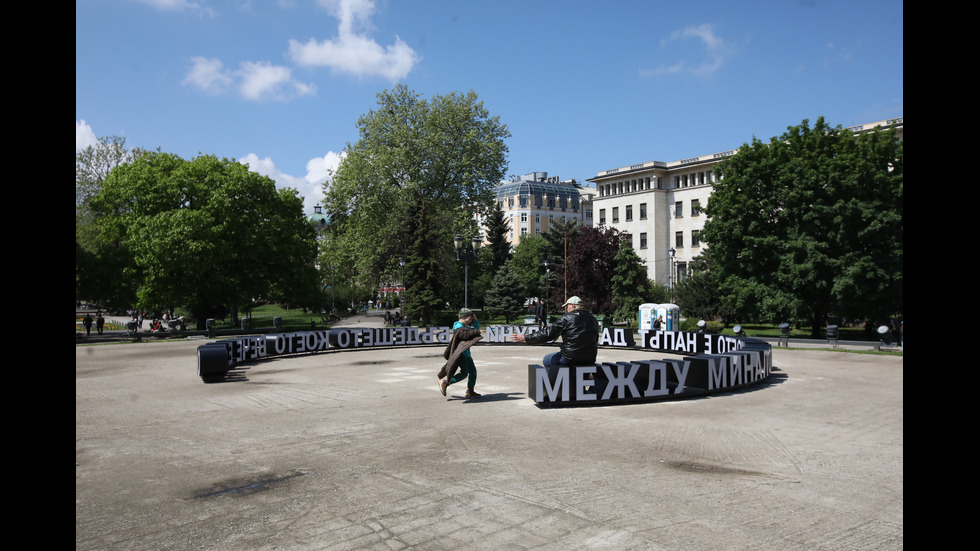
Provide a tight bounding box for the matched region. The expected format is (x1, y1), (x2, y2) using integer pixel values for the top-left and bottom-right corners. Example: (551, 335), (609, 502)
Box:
(495, 180), (581, 200)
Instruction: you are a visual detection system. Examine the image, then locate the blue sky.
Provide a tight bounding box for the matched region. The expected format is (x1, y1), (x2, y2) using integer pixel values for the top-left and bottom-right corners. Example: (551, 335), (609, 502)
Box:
(76, 0), (904, 214)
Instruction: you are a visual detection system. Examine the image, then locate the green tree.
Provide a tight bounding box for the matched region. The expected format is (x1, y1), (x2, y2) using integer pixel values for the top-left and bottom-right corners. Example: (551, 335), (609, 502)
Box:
(76, 135), (147, 307)
(483, 200), (511, 273)
(403, 198), (450, 324)
(511, 234), (549, 300)
(483, 263), (526, 323)
(702, 117), (903, 336)
(323, 85), (510, 319)
(610, 239), (652, 322)
(76, 135), (146, 209)
(673, 256), (727, 322)
(469, 201), (510, 309)
(542, 218), (581, 305)
(91, 152), (319, 327)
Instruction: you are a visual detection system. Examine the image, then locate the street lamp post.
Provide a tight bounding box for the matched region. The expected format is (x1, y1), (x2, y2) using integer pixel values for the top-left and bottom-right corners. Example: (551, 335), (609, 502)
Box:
(668, 247), (676, 303)
(454, 234), (482, 309)
(543, 259), (550, 303)
(543, 259), (550, 327)
(398, 259), (406, 312)
(329, 266), (336, 315)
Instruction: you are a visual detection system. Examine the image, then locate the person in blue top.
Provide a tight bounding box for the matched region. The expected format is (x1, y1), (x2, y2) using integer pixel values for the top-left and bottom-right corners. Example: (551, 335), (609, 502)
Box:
(440, 308), (482, 398)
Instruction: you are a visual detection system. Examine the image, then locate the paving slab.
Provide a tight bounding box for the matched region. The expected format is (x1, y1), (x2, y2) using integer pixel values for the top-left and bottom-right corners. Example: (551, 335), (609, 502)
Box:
(76, 329), (902, 550)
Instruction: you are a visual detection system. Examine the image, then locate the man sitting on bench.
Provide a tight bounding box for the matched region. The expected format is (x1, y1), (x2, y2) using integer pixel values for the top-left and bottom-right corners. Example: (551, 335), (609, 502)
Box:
(509, 296), (600, 371)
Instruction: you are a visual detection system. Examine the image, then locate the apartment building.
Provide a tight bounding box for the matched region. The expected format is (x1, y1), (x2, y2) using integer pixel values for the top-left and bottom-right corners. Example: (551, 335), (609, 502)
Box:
(588, 117), (903, 287)
(491, 172), (594, 247)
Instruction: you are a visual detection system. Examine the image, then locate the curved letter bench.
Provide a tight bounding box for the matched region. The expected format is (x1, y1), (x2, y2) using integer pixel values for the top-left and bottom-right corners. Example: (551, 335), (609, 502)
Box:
(196, 328), (773, 408)
(528, 331), (772, 406)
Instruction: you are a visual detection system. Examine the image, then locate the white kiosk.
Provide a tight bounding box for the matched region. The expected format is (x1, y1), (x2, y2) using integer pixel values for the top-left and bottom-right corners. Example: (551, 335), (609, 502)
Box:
(638, 303), (680, 331)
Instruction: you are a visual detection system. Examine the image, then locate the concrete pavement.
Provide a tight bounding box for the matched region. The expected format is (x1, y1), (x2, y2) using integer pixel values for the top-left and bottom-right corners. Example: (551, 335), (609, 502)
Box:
(76, 313), (903, 550)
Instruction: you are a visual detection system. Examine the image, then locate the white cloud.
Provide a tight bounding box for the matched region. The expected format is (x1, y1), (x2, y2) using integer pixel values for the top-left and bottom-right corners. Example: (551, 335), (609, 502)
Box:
(183, 57), (314, 102)
(305, 151), (345, 190)
(131, 0), (216, 18)
(238, 151), (345, 214)
(289, 34), (419, 81)
(641, 23), (733, 78)
(183, 56), (233, 95)
(182, 0), (416, 99)
(238, 61), (316, 102)
(76, 120), (98, 152)
(288, 0), (420, 81)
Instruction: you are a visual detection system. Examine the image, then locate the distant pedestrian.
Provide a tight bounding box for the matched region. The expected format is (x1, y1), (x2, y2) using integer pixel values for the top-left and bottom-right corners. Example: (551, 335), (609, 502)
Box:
(96, 313), (105, 335)
(535, 301), (547, 330)
(83, 313), (94, 336)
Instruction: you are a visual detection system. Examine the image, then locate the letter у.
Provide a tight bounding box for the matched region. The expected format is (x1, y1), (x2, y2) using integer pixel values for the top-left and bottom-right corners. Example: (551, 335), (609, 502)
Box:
(635, 360), (670, 397)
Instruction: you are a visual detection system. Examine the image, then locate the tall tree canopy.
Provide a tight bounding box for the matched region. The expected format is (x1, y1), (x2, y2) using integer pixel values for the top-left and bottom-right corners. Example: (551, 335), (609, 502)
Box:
(610, 239), (653, 322)
(76, 135), (146, 208)
(91, 152), (319, 326)
(76, 135), (146, 305)
(511, 234), (549, 301)
(701, 117), (903, 335)
(323, 85), (510, 323)
(562, 225), (625, 315)
(483, 263), (526, 323)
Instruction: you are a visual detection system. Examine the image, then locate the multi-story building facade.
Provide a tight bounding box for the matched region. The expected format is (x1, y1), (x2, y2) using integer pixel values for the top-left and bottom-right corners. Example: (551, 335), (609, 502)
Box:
(489, 172), (594, 247)
(588, 117), (903, 288)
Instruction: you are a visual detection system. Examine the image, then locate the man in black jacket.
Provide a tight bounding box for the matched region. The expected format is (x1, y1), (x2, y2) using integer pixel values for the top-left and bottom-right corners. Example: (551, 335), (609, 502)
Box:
(510, 296), (599, 369)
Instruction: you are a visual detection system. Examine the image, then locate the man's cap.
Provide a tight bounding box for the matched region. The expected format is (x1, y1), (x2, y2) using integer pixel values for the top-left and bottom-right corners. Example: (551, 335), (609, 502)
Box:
(562, 296), (583, 307)
(458, 308), (474, 318)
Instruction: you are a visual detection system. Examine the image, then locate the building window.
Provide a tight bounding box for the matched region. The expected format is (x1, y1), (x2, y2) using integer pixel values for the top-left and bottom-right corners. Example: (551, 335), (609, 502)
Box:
(585, 209), (592, 220)
(692, 230), (701, 247)
(674, 201), (683, 218)
(520, 195), (528, 207)
(692, 199), (701, 217)
(640, 232), (648, 249)
(675, 231), (684, 248)
(612, 207), (619, 223)
(639, 203), (647, 220)
(599, 209), (606, 225)
(625, 205), (633, 221)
